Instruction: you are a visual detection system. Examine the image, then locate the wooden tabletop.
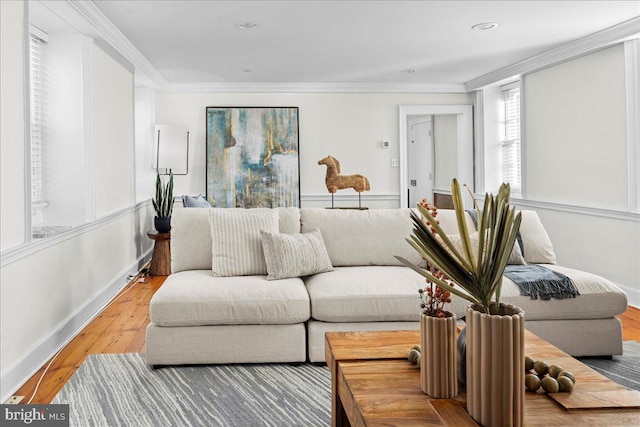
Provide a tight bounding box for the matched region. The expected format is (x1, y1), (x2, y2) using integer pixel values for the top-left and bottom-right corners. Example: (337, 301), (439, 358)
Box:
(325, 329), (640, 427)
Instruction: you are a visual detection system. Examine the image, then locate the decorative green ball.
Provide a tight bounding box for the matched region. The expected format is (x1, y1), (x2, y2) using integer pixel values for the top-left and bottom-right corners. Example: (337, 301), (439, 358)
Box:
(407, 349), (420, 364)
(534, 360), (549, 376)
(525, 373), (541, 391)
(548, 365), (563, 378)
(557, 376), (574, 392)
(525, 356), (535, 372)
(558, 371), (576, 384)
(541, 377), (560, 393)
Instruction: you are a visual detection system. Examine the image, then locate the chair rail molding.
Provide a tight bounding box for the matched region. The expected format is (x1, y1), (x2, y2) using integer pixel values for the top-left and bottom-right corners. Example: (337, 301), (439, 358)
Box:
(0, 200), (152, 268)
(511, 198), (640, 222)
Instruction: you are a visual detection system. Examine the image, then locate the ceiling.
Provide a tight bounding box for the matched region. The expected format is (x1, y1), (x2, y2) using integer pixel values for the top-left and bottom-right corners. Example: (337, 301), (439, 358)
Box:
(88, 1), (639, 86)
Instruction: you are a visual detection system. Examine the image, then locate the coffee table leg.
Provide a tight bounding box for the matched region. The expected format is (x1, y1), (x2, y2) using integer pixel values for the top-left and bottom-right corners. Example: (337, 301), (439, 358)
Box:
(330, 360), (350, 427)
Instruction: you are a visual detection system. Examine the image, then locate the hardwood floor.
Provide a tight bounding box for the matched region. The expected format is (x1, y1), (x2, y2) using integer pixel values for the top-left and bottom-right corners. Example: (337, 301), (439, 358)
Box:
(12, 273), (164, 404)
(9, 273), (640, 404)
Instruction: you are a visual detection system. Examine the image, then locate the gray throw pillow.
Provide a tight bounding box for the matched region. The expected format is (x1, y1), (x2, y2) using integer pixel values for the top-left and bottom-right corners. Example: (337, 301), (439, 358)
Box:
(182, 194), (210, 208)
(260, 229), (334, 280)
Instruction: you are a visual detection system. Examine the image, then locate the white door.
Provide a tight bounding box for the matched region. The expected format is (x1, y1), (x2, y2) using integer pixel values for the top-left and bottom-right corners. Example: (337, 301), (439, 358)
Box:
(407, 116), (433, 208)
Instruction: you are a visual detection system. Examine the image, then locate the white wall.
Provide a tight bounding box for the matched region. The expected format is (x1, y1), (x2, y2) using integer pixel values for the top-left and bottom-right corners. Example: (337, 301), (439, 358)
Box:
(135, 86), (157, 203)
(92, 43), (135, 216)
(433, 114), (458, 190)
(155, 92), (471, 208)
(0, 0), (26, 250)
(0, 5), (153, 400)
(522, 44), (639, 306)
(524, 45), (628, 209)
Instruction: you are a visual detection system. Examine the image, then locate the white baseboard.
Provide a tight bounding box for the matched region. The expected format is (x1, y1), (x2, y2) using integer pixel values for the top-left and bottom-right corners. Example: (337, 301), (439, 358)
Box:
(0, 250), (152, 403)
(618, 284), (640, 309)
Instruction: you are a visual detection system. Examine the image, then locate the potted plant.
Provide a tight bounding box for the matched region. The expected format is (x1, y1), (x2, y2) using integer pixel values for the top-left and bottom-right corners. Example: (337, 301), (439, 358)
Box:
(397, 178), (524, 427)
(152, 172), (174, 233)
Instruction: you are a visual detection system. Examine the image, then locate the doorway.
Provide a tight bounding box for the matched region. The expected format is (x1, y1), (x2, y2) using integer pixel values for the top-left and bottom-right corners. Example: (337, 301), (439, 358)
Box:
(398, 105), (474, 209)
(406, 116), (433, 208)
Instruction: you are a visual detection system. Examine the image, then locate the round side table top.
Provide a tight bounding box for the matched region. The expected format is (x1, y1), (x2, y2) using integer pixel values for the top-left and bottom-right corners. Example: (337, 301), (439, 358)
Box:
(147, 230), (171, 241)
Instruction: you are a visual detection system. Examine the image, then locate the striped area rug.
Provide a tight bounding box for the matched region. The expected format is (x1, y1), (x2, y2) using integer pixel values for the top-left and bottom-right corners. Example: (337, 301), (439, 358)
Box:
(52, 353), (330, 427)
(577, 340), (640, 391)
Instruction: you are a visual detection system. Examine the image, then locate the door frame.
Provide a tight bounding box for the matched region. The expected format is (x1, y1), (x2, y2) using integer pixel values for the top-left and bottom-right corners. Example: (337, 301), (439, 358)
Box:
(398, 105), (473, 208)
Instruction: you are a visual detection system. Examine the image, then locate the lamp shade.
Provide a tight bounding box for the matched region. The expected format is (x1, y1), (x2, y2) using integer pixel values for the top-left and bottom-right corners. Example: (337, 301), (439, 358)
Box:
(155, 124), (189, 174)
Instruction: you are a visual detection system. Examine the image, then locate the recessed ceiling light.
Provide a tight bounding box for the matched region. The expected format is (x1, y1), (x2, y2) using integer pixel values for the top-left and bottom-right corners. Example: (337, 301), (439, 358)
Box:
(472, 22), (498, 31)
(237, 22), (258, 30)
(401, 69), (416, 74)
(240, 69), (253, 73)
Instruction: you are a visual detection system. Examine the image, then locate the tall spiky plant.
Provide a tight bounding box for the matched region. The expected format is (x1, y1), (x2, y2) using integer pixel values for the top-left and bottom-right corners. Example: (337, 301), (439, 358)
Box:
(152, 172), (174, 218)
(397, 179), (522, 315)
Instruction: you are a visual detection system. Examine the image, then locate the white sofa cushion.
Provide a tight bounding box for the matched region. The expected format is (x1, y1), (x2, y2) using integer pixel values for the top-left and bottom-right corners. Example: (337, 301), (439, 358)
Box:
(171, 207), (301, 273)
(300, 208), (423, 267)
(261, 229), (334, 280)
(304, 266), (458, 322)
(150, 270), (310, 326)
(499, 265), (627, 320)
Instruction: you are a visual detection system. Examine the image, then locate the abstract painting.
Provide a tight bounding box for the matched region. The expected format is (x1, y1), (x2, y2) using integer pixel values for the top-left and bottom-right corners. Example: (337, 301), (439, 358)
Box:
(206, 107), (300, 208)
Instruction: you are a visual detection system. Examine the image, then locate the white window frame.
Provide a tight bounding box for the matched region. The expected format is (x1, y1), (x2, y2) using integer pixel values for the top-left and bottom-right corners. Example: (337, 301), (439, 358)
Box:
(499, 81), (522, 198)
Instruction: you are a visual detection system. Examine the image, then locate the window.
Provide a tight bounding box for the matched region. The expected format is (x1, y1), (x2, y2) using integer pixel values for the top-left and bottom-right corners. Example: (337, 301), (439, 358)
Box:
(29, 30), (47, 226)
(499, 82), (522, 197)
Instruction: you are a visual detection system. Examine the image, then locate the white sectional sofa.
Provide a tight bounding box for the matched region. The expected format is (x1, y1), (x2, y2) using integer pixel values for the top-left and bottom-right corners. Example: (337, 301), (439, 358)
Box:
(145, 207), (628, 366)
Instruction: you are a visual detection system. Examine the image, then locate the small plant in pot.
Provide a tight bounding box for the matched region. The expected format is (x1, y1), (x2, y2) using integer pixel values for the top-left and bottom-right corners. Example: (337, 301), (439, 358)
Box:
(397, 178), (524, 426)
(152, 172), (174, 233)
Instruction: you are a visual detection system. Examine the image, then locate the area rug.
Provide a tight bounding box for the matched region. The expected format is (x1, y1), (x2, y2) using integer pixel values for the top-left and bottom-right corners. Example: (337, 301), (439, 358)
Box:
(577, 340), (640, 392)
(52, 353), (331, 427)
(53, 343), (640, 426)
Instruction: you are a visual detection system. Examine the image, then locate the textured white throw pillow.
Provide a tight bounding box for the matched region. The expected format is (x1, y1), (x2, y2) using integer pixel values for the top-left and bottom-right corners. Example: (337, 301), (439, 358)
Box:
(260, 229), (334, 280)
(518, 210), (557, 264)
(209, 208), (279, 276)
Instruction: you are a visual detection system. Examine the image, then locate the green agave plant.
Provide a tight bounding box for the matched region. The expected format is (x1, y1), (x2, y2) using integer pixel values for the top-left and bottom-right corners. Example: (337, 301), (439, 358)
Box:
(397, 178), (522, 315)
(152, 173), (174, 218)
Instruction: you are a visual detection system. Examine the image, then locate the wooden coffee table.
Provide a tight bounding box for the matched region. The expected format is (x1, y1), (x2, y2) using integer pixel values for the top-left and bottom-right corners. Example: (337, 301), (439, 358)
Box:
(325, 329), (640, 426)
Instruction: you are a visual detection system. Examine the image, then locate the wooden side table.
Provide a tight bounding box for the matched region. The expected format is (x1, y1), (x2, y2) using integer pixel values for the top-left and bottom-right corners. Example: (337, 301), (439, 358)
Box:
(147, 231), (171, 276)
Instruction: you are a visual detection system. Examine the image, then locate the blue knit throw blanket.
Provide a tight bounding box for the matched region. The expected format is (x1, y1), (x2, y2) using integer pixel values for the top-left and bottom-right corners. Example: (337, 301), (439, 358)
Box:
(465, 210), (579, 300)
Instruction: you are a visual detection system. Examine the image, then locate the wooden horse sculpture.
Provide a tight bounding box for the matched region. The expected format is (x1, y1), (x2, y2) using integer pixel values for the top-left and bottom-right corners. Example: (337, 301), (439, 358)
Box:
(318, 155), (370, 208)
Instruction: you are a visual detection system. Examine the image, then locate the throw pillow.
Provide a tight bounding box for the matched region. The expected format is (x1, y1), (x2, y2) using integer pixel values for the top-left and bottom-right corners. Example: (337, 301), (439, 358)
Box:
(260, 229), (334, 280)
(182, 194), (210, 208)
(209, 208), (279, 276)
(518, 211), (557, 264)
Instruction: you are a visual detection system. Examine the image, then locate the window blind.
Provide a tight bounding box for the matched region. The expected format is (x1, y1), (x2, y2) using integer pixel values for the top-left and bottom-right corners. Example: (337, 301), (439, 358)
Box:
(29, 33), (47, 224)
(500, 84), (522, 196)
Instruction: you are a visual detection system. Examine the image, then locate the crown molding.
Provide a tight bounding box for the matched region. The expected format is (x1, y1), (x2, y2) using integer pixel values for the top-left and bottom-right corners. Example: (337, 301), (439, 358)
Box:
(65, 0), (166, 89)
(159, 82), (467, 93)
(465, 16), (640, 91)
